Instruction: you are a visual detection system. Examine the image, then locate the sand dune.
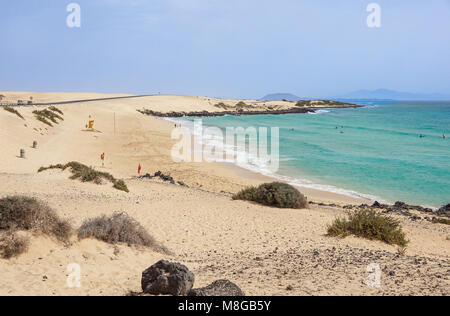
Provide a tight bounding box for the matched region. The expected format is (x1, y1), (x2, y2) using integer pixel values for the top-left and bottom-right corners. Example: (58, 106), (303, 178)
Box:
(0, 92), (448, 296)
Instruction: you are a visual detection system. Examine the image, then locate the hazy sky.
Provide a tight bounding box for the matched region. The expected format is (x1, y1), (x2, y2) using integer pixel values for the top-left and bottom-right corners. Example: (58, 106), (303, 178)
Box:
(1, 0), (449, 98)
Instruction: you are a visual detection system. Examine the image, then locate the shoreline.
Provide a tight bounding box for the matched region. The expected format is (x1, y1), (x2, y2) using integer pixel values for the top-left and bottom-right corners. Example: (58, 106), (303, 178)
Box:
(0, 92), (449, 296)
(137, 104), (362, 118)
(161, 109), (446, 210)
(220, 161), (370, 205)
(162, 115), (375, 206)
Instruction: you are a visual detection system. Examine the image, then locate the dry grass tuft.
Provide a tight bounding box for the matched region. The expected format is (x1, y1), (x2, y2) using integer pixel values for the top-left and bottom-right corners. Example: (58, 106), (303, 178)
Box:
(77, 212), (169, 254)
(48, 106), (64, 116)
(33, 108), (64, 127)
(0, 196), (72, 243)
(327, 209), (408, 247)
(0, 231), (30, 259)
(3, 106), (24, 120)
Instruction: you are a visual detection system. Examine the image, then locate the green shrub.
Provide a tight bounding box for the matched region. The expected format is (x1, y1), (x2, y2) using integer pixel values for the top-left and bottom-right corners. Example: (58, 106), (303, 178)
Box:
(33, 108), (64, 127)
(295, 101), (308, 107)
(327, 209), (408, 247)
(38, 162), (128, 193)
(0, 196), (72, 243)
(233, 187), (259, 201)
(0, 231), (30, 259)
(233, 182), (308, 209)
(48, 106), (64, 115)
(3, 106), (25, 120)
(78, 212), (169, 253)
(235, 101), (247, 108)
(35, 115), (52, 126)
(214, 102), (228, 109)
(113, 180), (129, 193)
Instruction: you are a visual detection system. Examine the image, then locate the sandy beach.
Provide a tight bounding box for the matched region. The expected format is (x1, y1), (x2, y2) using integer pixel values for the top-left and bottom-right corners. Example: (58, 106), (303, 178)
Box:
(0, 92), (449, 296)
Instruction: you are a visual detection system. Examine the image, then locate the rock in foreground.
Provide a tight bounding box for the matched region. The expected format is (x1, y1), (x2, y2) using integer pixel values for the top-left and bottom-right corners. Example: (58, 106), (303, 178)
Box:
(141, 260), (195, 296)
(189, 280), (245, 297)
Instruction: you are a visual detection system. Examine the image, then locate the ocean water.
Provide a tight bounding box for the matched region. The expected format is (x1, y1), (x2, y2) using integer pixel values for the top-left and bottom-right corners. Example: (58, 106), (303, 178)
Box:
(181, 101), (450, 208)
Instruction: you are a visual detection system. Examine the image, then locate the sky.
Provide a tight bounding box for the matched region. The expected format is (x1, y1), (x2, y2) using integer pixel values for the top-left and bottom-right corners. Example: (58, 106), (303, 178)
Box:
(1, 0), (449, 99)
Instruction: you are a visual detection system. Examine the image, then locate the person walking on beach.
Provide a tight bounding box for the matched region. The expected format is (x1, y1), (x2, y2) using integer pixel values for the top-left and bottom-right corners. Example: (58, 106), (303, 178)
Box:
(101, 153), (105, 167)
(138, 163), (142, 175)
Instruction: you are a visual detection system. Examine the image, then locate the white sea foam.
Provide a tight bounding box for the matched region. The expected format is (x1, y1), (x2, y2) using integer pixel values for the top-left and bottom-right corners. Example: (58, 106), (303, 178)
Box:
(308, 109), (330, 115)
(165, 117), (385, 203)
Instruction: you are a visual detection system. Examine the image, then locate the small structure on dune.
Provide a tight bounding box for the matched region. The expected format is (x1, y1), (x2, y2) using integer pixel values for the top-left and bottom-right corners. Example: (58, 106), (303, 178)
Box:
(82, 118), (101, 133)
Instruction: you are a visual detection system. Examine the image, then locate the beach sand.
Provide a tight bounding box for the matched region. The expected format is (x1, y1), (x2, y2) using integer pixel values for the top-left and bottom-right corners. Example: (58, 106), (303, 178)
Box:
(0, 92), (448, 296)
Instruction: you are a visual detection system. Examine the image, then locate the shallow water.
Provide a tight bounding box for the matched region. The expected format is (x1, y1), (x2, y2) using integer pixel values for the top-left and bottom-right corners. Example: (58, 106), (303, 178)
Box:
(184, 100), (450, 207)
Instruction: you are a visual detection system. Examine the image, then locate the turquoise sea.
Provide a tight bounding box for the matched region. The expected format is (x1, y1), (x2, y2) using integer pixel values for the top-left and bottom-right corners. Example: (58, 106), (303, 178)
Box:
(184, 101), (450, 208)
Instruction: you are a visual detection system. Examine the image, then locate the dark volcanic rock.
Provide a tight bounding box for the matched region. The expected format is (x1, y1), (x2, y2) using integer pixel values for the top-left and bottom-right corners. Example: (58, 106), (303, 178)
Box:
(138, 108), (316, 118)
(142, 260), (195, 296)
(154, 171), (175, 184)
(189, 280), (245, 297)
(139, 173), (153, 179)
(366, 200), (443, 218)
(437, 204), (450, 217)
(372, 201), (388, 209)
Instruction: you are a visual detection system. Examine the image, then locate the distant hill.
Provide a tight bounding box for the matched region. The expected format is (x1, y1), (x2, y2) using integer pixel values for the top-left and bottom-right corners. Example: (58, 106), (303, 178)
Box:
(261, 89), (450, 102)
(260, 93), (303, 101)
(337, 89), (450, 101)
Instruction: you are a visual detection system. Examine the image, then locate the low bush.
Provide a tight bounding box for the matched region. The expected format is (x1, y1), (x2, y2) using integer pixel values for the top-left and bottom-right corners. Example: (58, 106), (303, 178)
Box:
(0, 231), (30, 259)
(327, 209), (408, 247)
(77, 212), (169, 253)
(33, 108), (64, 127)
(235, 101), (248, 109)
(3, 106), (24, 119)
(38, 162), (129, 193)
(233, 182), (308, 209)
(214, 102), (228, 109)
(0, 196), (72, 243)
(48, 106), (64, 115)
(295, 101), (308, 107)
(113, 180), (129, 193)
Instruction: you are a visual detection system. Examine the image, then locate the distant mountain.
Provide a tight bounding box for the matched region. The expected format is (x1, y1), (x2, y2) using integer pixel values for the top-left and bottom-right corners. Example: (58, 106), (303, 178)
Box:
(337, 89), (450, 101)
(260, 93), (303, 101)
(261, 89), (450, 101)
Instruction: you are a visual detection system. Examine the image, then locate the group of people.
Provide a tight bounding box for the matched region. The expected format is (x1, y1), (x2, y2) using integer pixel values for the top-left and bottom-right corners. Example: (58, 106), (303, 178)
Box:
(419, 134), (446, 139)
(335, 126), (345, 134)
